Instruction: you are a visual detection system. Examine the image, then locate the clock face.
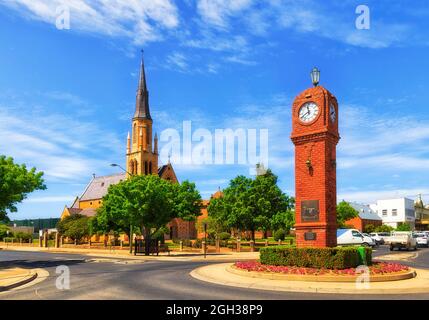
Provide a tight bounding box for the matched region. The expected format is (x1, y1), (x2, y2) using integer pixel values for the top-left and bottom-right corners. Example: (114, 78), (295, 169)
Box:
(329, 103), (336, 123)
(298, 102), (319, 123)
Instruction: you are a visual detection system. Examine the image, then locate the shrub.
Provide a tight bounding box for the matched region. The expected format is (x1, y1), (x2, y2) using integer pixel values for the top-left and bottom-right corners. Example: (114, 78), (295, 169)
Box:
(218, 232), (231, 240)
(259, 246), (372, 269)
(13, 232), (33, 241)
(273, 229), (286, 241)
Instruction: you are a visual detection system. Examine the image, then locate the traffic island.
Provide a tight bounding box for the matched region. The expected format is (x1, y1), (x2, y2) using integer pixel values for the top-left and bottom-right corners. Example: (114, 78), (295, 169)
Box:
(230, 261), (416, 282)
(0, 268), (38, 292)
(190, 263), (429, 294)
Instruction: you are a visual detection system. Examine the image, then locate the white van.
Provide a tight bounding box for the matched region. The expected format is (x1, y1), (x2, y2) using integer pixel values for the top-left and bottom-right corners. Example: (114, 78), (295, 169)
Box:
(337, 229), (376, 247)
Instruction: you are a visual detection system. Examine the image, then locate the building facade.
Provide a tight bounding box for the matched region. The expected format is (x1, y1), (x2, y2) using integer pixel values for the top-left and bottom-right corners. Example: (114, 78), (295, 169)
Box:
(345, 202), (382, 232)
(60, 55), (196, 240)
(370, 198), (416, 229)
(415, 194), (429, 230)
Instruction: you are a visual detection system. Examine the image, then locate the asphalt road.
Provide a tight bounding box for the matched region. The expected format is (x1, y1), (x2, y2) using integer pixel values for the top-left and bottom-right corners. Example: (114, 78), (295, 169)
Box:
(1, 246), (429, 300)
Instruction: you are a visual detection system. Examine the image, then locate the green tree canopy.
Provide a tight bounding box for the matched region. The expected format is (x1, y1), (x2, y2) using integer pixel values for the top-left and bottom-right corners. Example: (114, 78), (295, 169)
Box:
(96, 175), (202, 251)
(0, 156), (46, 220)
(207, 170), (294, 240)
(374, 224), (394, 233)
(336, 200), (359, 228)
(396, 222), (412, 231)
(56, 214), (91, 243)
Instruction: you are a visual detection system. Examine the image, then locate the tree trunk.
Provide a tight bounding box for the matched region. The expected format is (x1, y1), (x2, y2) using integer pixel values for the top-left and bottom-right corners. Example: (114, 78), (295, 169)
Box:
(251, 229), (255, 241)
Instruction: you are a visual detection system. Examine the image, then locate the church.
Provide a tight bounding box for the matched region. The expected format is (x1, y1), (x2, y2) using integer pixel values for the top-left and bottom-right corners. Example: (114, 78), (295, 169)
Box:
(60, 55), (197, 240)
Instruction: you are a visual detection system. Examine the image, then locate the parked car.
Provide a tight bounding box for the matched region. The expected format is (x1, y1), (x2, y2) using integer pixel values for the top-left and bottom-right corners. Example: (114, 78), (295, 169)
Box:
(413, 232), (429, 248)
(386, 231), (417, 251)
(337, 229), (376, 247)
(369, 232), (390, 245)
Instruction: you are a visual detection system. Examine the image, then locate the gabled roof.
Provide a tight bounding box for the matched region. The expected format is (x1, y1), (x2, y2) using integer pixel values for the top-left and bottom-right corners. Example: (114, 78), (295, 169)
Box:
(80, 173), (126, 201)
(349, 202), (382, 221)
(79, 208), (97, 217)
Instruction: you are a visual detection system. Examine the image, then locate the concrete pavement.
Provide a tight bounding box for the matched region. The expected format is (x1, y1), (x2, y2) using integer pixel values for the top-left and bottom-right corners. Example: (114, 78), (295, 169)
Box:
(1, 247), (429, 299)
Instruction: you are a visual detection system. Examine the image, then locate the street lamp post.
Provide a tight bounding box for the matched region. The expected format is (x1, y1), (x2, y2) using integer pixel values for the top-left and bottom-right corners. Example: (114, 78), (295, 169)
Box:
(110, 163), (134, 254)
(203, 222), (207, 259)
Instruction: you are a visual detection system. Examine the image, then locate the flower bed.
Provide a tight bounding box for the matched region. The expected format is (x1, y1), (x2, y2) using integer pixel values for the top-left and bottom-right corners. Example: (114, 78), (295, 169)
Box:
(234, 260), (409, 276)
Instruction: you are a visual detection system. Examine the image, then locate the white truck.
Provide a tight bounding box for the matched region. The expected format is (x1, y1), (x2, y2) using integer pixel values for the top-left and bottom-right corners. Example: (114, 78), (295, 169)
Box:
(386, 231), (417, 251)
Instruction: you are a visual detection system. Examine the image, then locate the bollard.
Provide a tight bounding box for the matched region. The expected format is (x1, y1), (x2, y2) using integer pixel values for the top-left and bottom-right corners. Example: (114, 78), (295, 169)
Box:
(180, 240), (183, 252)
(237, 239), (241, 252)
(120, 240), (123, 249)
(201, 241), (206, 254)
(265, 239), (269, 247)
(44, 233), (48, 248)
(55, 233), (59, 248)
(278, 239), (282, 246)
(250, 240), (255, 252)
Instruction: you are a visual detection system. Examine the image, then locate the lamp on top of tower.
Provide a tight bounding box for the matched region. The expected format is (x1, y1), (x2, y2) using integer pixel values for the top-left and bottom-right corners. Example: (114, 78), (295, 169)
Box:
(310, 67), (320, 87)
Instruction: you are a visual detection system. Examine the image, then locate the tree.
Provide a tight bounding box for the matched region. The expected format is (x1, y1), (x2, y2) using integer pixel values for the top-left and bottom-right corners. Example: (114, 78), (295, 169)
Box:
(207, 170), (294, 240)
(396, 222), (412, 231)
(363, 224), (375, 233)
(336, 200), (359, 228)
(56, 214), (90, 243)
(0, 156), (46, 220)
(97, 175), (202, 255)
(0, 224), (10, 240)
(374, 224), (394, 233)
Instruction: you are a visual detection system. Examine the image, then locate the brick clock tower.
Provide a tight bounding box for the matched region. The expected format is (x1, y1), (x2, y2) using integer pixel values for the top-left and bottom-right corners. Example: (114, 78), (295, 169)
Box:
(291, 68), (340, 248)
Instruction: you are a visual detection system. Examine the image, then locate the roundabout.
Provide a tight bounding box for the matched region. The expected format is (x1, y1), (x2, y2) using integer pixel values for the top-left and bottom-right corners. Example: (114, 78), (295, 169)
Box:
(190, 262), (429, 294)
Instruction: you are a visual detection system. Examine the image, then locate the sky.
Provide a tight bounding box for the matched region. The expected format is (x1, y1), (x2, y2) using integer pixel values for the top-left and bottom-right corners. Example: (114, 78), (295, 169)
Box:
(0, 0), (429, 219)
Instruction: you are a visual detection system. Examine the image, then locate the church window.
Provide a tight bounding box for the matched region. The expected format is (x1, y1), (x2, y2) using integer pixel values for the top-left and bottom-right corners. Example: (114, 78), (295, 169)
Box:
(134, 160), (138, 174)
(144, 161), (148, 175)
(133, 123), (137, 144)
(149, 162), (152, 174)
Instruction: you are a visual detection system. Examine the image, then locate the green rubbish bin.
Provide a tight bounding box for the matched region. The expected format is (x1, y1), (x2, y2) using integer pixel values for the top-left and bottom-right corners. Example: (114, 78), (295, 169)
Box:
(357, 246), (366, 265)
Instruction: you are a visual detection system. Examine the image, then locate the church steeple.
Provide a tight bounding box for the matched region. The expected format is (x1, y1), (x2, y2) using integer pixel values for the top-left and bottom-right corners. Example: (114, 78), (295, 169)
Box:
(134, 50), (151, 120)
(126, 51), (158, 178)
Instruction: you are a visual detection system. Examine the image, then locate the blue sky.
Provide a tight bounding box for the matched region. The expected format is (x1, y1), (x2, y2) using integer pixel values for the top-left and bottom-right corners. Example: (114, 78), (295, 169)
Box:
(1, 0), (429, 219)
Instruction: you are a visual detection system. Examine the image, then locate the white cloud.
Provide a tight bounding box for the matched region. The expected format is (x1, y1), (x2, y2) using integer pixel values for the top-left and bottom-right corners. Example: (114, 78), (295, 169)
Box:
(0, 96), (123, 181)
(196, 0), (253, 29)
(25, 195), (76, 203)
(165, 52), (189, 72)
(1, 0), (179, 45)
(339, 188), (429, 205)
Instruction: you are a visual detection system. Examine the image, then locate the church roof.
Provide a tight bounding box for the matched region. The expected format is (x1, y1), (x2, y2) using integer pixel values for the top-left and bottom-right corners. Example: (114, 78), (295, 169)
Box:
(80, 173), (126, 201)
(79, 208), (97, 217)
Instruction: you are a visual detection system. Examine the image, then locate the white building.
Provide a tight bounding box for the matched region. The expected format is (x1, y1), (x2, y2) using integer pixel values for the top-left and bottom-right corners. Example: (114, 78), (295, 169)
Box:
(370, 198), (415, 229)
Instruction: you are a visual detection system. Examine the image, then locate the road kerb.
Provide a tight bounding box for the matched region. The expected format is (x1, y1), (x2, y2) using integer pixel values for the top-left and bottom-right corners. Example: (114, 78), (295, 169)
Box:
(190, 263), (429, 295)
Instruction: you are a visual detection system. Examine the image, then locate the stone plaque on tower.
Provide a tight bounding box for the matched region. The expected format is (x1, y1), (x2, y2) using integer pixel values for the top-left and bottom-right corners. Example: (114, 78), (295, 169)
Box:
(290, 68), (340, 248)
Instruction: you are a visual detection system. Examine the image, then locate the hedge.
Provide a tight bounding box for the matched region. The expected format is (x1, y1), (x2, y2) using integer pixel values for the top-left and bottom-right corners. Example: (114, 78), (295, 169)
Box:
(259, 246), (372, 269)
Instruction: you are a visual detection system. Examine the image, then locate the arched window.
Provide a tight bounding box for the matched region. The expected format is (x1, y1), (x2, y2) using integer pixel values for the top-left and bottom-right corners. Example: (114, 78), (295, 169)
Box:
(129, 161), (134, 175)
(134, 160), (138, 175)
(144, 161), (148, 175)
(149, 162), (152, 174)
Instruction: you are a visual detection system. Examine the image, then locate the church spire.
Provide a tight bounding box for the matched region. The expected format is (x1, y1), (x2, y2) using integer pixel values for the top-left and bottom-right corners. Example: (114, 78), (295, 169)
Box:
(134, 50), (151, 120)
